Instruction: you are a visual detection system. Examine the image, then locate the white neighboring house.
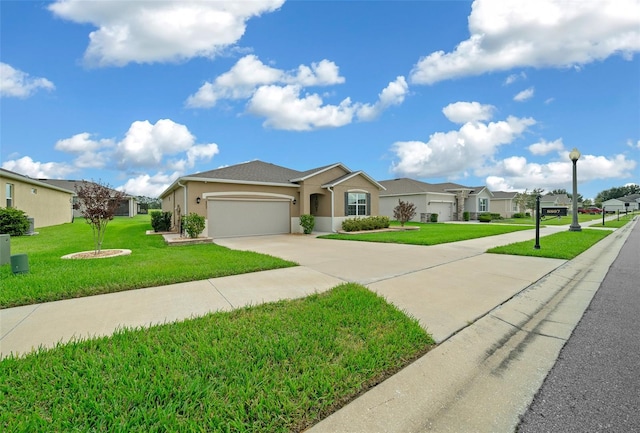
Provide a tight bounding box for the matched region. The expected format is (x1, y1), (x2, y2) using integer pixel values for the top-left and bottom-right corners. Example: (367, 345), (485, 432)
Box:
(1, 168), (74, 229)
(378, 178), (494, 222)
(601, 194), (640, 213)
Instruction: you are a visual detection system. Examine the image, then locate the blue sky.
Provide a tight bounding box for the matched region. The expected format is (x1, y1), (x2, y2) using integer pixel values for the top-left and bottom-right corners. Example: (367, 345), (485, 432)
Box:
(1, 0), (638, 200)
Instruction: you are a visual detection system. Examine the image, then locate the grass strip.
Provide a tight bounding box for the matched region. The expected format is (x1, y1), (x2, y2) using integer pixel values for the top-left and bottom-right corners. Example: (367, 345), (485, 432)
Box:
(487, 228), (612, 259)
(319, 222), (532, 245)
(1, 216), (295, 308)
(0, 284), (434, 432)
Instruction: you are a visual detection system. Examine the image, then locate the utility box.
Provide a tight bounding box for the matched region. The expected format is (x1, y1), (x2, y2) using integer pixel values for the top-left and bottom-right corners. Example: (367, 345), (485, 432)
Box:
(27, 218), (35, 235)
(0, 234), (10, 266)
(11, 254), (29, 275)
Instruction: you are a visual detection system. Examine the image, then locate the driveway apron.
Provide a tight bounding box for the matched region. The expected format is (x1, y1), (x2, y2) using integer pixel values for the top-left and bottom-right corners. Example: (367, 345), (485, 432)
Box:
(215, 227), (566, 342)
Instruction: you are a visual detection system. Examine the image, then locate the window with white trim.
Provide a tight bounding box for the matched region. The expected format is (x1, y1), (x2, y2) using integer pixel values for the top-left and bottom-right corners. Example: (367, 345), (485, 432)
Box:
(479, 198), (488, 212)
(6, 183), (14, 208)
(346, 192), (369, 216)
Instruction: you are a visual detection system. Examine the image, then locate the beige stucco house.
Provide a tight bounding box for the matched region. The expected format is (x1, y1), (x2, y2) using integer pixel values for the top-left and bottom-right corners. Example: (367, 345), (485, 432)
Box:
(378, 178), (493, 222)
(490, 191), (519, 218)
(159, 160), (385, 237)
(1, 168), (74, 229)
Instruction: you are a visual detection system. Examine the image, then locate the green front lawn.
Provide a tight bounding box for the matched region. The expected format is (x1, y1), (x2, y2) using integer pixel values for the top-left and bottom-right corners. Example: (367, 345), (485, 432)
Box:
(1, 216), (296, 308)
(0, 284), (434, 432)
(499, 213), (603, 225)
(319, 222), (533, 245)
(487, 229), (612, 259)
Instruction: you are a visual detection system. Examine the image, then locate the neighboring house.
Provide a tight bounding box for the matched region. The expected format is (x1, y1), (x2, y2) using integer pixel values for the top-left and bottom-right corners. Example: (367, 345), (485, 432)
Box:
(1, 168), (74, 229)
(378, 178), (494, 222)
(159, 160), (385, 237)
(601, 194), (640, 212)
(540, 194), (572, 209)
(490, 191), (520, 218)
(39, 179), (138, 218)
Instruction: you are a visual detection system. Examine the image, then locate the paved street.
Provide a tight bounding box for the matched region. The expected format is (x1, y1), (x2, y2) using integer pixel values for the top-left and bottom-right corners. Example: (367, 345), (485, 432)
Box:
(518, 220), (640, 432)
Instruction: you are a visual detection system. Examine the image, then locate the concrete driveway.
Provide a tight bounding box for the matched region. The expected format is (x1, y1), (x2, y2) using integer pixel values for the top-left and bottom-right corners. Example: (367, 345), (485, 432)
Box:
(216, 228), (566, 342)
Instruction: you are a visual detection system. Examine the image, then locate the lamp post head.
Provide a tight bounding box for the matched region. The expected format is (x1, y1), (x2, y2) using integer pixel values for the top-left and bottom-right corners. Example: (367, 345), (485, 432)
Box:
(569, 147), (581, 162)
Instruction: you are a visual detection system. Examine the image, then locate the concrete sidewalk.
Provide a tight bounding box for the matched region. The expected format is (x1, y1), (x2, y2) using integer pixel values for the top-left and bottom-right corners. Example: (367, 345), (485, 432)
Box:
(308, 218), (636, 433)
(3, 224), (568, 357)
(0, 216), (633, 432)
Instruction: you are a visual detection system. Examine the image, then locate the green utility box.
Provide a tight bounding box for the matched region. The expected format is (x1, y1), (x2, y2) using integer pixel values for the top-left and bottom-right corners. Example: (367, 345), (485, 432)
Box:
(11, 254), (29, 275)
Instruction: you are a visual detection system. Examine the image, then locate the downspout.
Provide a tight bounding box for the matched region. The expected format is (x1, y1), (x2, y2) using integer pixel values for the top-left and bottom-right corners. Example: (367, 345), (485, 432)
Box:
(327, 186), (335, 232)
(178, 181), (187, 235)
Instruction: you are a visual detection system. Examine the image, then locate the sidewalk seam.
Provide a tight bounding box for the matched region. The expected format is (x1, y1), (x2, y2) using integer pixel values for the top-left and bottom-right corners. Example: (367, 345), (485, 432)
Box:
(1, 305), (42, 341)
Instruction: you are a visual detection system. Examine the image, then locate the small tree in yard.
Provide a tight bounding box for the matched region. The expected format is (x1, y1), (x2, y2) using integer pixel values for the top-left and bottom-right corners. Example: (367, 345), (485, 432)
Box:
(76, 180), (127, 255)
(393, 199), (417, 226)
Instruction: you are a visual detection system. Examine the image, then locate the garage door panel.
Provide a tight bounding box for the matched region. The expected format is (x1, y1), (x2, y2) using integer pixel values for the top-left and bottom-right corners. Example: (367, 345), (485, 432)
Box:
(208, 199), (290, 238)
(430, 203), (453, 222)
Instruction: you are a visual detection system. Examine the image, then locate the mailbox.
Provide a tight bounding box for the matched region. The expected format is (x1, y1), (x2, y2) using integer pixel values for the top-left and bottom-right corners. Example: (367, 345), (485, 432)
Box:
(541, 207), (568, 217)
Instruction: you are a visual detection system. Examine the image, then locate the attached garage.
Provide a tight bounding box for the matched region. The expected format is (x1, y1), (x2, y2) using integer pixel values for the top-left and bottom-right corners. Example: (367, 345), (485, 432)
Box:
(207, 198), (291, 238)
(429, 201), (453, 222)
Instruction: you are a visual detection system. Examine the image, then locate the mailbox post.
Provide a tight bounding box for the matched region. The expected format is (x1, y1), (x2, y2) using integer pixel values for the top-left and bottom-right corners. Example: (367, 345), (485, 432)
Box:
(535, 195), (541, 249)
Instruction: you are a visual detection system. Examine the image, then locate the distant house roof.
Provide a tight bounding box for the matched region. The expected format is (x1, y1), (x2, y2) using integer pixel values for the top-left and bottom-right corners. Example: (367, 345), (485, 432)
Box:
(0, 168), (74, 194)
(491, 191), (518, 199)
(619, 194), (640, 203)
(541, 194), (570, 205)
(379, 178), (485, 196)
(162, 160), (384, 197)
(39, 179), (134, 199)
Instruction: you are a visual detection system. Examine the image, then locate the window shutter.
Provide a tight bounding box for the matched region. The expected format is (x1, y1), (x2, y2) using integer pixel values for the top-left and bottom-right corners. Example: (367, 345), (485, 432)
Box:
(345, 192), (349, 216)
(366, 193), (371, 215)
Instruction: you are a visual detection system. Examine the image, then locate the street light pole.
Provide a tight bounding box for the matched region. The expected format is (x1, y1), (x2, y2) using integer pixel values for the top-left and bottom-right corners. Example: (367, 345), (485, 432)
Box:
(569, 147), (581, 232)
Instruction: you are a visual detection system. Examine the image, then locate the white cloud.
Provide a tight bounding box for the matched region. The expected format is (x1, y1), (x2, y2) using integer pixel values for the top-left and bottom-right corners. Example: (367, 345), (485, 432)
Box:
(627, 139), (640, 149)
(410, 0), (640, 85)
(390, 113), (535, 178)
(186, 55), (345, 108)
(187, 55), (406, 129)
(528, 138), (564, 155)
(485, 175), (519, 192)
(1, 156), (75, 179)
(115, 119), (196, 168)
(356, 76), (408, 121)
(48, 0), (285, 67)
(116, 172), (181, 197)
(247, 85), (355, 131)
(54, 132), (113, 153)
(50, 119), (218, 175)
(481, 151), (637, 193)
(0, 62), (55, 98)
(513, 87), (534, 101)
(504, 72), (526, 85)
(442, 101), (495, 124)
(289, 59), (346, 87)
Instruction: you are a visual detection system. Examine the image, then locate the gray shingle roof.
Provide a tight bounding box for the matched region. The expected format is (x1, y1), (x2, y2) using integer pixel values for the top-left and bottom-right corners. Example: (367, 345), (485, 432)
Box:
(186, 161), (302, 184)
(491, 191), (518, 199)
(38, 179), (132, 197)
(379, 178), (477, 195)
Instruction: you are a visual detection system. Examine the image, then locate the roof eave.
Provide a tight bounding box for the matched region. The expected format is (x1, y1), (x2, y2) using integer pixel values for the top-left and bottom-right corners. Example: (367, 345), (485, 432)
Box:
(289, 162), (351, 182)
(159, 176), (299, 198)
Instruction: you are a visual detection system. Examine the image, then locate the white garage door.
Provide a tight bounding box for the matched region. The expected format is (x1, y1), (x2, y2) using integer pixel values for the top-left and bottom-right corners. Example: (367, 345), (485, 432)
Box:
(208, 199), (290, 238)
(430, 202), (453, 222)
